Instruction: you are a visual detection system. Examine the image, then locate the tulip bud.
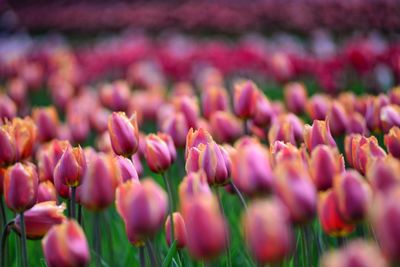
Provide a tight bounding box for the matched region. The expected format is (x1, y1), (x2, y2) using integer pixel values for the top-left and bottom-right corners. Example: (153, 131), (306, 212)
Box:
(306, 94), (331, 120)
(179, 171), (212, 202)
(201, 87), (229, 119)
(253, 94), (275, 128)
(284, 82), (307, 114)
(209, 111), (243, 143)
(334, 170), (372, 222)
(320, 240), (388, 267)
(161, 112), (189, 147)
(11, 117), (37, 160)
(346, 112), (369, 135)
(99, 80), (130, 111)
(365, 94), (389, 132)
(268, 115), (298, 145)
(165, 212), (187, 248)
(4, 162), (38, 212)
(0, 94), (16, 120)
(116, 179), (168, 242)
(42, 219), (90, 267)
(182, 195), (228, 260)
(158, 132), (177, 163)
(233, 80), (259, 118)
(116, 156), (139, 183)
(173, 96), (200, 128)
(89, 107), (110, 133)
(327, 101), (349, 136)
(15, 201), (66, 239)
(309, 145), (344, 191)
(185, 128), (213, 158)
(108, 112), (139, 157)
(380, 104), (400, 133)
(37, 181), (57, 202)
(0, 124), (17, 165)
(366, 156), (400, 193)
(384, 126), (400, 159)
(274, 160), (317, 223)
(32, 107), (60, 142)
(37, 140), (69, 183)
(79, 153), (121, 211)
(318, 190), (355, 236)
(144, 133), (173, 173)
(370, 188), (400, 261)
(243, 199), (293, 264)
(304, 119), (336, 152)
(66, 109), (90, 144)
(231, 143), (274, 196)
(53, 145), (86, 187)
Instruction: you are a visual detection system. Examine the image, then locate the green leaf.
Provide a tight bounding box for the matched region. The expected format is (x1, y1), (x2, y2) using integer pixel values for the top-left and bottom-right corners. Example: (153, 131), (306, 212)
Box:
(162, 240), (178, 267)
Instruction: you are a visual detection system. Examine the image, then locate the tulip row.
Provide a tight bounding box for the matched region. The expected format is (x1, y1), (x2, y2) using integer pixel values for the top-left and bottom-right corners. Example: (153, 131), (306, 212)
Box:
(13, 0), (400, 34)
(1, 47), (400, 266)
(1, 32), (400, 92)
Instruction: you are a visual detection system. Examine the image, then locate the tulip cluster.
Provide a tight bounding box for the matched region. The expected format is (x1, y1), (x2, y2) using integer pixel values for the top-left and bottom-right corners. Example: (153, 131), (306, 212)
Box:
(1, 29), (400, 267)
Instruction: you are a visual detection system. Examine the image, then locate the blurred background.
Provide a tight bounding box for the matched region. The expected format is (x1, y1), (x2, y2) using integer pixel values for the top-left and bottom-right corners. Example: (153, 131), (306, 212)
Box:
(1, 0), (400, 94)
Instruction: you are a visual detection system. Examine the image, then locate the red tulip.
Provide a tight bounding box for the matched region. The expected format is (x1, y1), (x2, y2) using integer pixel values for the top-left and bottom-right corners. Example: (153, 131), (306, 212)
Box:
(42, 219), (90, 267)
(318, 190), (355, 237)
(243, 199), (293, 264)
(108, 112), (139, 157)
(4, 162), (38, 212)
(15, 201), (66, 239)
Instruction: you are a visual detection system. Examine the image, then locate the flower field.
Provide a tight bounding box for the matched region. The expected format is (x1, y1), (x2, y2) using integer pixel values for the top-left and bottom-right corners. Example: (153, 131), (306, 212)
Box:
(1, 3), (400, 266)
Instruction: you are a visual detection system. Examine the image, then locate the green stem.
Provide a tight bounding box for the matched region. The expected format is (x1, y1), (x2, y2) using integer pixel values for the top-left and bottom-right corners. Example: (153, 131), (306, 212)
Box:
(20, 212), (28, 267)
(77, 204), (83, 226)
(1, 220), (14, 267)
(162, 172), (175, 243)
(215, 187), (232, 267)
(145, 239), (158, 267)
(70, 186), (76, 219)
(139, 246), (146, 267)
(0, 197), (6, 227)
(93, 213), (101, 267)
(229, 181), (247, 209)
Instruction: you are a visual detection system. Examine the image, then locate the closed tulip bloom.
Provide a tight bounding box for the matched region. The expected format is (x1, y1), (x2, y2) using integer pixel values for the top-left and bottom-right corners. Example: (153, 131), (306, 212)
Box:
(42, 219), (90, 267)
(334, 170), (372, 222)
(318, 190), (355, 237)
(231, 143), (274, 196)
(165, 212), (187, 248)
(144, 133), (172, 173)
(284, 82), (307, 114)
(37, 181), (58, 202)
(194, 142), (231, 186)
(32, 107), (60, 142)
(201, 87), (229, 119)
(274, 160), (317, 223)
(4, 162), (38, 212)
(233, 80), (259, 118)
(54, 145), (86, 187)
(320, 240), (388, 267)
(185, 128), (213, 159)
(11, 117), (38, 160)
(365, 94), (389, 132)
(327, 101), (349, 136)
(243, 199), (293, 264)
(346, 112), (369, 135)
(173, 96), (200, 128)
(15, 201), (66, 239)
(309, 145), (344, 191)
(304, 120), (336, 152)
(380, 104), (400, 133)
(116, 179), (168, 241)
(179, 171), (212, 202)
(89, 107), (110, 133)
(116, 156), (139, 182)
(158, 132), (177, 163)
(253, 94), (275, 128)
(209, 111), (243, 143)
(66, 111), (90, 144)
(366, 156), (400, 193)
(268, 116), (298, 145)
(270, 141), (308, 167)
(370, 188), (400, 261)
(161, 112), (189, 147)
(306, 94), (331, 120)
(0, 94), (17, 119)
(79, 153), (121, 211)
(99, 80), (130, 111)
(37, 140), (69, 183)
(0, 124), (16, 165)
(108, 112), (139, 157)
(182, 195), (228, 260)
(384, 126), (400, 158)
